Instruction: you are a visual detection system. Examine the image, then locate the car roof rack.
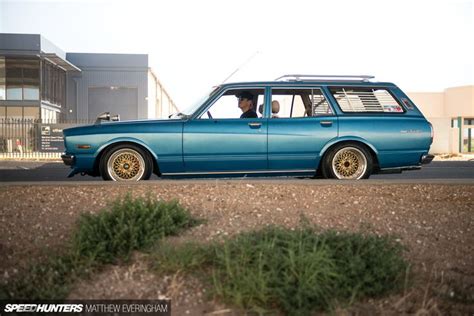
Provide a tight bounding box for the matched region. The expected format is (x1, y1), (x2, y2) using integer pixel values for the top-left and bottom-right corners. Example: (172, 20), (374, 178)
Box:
(275, 74), (375, 82)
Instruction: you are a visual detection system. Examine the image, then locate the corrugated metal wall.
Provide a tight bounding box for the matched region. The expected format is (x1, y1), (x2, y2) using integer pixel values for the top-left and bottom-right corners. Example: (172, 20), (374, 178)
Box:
(88, 87), (138, 120)
(68, 70), (148, 120)
(65, 54), (149, 121)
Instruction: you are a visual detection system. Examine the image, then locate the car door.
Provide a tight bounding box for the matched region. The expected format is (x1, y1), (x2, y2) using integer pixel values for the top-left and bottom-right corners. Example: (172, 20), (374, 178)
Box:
(183, 88), (267, 173)
(267, 87), (338, 171)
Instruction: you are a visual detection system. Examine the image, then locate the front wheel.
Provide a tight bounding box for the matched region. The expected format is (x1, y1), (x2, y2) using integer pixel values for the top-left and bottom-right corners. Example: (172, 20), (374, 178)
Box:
(100, 144), (153, 181)
(322, 144), (373, 180)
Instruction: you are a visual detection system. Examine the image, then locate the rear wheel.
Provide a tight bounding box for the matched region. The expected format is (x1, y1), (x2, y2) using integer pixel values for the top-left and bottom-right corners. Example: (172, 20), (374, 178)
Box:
(322, 143), (372, 180)
(100, 144), (153, 181)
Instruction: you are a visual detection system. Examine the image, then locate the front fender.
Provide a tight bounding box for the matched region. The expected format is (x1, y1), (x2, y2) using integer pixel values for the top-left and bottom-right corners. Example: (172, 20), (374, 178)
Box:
(94, 137), (159, 161)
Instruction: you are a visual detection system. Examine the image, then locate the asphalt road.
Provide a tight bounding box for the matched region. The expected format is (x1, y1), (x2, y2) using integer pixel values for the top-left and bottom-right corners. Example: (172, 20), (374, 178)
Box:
(0, 160), (473, 183)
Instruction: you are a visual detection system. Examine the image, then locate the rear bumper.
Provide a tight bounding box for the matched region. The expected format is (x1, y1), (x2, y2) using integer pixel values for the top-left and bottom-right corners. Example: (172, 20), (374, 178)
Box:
(421, 154), (434, 164)
(61, 154), (75, 166)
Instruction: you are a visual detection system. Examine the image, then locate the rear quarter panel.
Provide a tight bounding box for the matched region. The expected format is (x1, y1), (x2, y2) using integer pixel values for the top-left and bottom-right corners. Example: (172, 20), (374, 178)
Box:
(338, 115), (432, 168)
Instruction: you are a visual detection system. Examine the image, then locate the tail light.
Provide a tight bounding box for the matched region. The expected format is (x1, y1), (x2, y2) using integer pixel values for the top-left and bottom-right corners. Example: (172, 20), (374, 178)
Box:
(429, 122), (434, 144)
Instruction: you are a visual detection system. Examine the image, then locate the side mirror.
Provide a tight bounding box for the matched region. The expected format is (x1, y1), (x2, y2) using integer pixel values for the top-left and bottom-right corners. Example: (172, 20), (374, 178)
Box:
(95, 112), (110, 124)
(95, 112), (120, 124)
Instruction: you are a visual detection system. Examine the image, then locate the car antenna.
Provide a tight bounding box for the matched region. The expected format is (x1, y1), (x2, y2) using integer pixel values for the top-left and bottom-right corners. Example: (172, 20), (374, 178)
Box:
(220, 51), (260, 84)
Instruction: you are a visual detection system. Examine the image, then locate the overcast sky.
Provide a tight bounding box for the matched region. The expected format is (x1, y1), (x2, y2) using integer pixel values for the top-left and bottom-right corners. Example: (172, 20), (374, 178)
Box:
(1, 0), (473, 108)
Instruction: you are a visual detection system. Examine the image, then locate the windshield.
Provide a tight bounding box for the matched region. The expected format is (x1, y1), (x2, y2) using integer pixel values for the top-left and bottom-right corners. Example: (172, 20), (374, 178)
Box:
(172, 86), (220, 118)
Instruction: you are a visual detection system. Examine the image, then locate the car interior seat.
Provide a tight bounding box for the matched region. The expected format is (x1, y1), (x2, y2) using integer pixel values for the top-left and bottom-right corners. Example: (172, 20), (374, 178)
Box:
(257, 101), (280, 118)
(271, 100), (280, 118)
(258, 103), (264, 117)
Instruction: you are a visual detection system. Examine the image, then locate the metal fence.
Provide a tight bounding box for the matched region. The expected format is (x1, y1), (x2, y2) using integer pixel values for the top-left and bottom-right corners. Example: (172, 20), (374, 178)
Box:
(0, 119), (94, 157)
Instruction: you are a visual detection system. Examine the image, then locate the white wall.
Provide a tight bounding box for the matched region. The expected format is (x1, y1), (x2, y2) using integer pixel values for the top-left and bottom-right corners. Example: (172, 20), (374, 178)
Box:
(407, 86), (474, 154)
(428, 118), (452, 154)
(147, 71), (157, 119)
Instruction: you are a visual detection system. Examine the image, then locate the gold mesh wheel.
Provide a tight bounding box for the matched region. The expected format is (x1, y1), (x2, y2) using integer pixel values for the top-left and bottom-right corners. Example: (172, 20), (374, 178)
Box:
(106, 148), (145, 181)
(331, 147), (367, 179)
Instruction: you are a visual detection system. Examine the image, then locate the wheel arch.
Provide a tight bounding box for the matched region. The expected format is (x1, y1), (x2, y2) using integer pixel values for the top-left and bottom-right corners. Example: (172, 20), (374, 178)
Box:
(317, 138), (380, 175)
(93, 139), (160, 177)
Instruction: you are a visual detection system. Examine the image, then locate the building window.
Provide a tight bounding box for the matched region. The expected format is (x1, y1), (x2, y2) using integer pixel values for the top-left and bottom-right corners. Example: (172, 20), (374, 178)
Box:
(6, 107), (23, 119)
(24, 107), (40, 119)
(23, 59), (40, 100)
(6, 64), (22, 100)
(41, 61), (65, 106)
(4, 58), (40, 101)
(0, 106), (40, 120)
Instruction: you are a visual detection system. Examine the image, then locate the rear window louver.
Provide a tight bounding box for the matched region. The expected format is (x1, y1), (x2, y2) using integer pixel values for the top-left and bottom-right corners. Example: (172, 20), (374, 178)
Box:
(331, 88), (403, 113)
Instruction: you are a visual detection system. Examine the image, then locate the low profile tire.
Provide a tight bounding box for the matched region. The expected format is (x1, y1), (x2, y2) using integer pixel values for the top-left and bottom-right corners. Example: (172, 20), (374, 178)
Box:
(322, 143), (373, 180)
(100, 144), (153, 181)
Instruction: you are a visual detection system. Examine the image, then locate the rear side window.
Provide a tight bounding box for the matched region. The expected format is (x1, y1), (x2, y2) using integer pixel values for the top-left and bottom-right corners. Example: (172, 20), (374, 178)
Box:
(271, 88), (333, 118)
(329, 87), (404, 113)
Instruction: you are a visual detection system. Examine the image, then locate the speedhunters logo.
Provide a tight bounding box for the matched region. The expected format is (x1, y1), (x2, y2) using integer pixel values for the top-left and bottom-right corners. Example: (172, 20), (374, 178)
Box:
(0, 300), (170, 315)
(3, 304), (83, 313)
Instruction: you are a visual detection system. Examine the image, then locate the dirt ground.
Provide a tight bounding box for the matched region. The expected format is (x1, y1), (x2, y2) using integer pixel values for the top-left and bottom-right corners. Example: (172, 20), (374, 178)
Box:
(0, 182), (473, 315)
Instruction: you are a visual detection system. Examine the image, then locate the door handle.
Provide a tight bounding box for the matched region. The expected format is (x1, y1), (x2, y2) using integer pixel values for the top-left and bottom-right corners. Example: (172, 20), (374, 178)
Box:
(248, 122), (262, 128)
(320, 121), (333, 127)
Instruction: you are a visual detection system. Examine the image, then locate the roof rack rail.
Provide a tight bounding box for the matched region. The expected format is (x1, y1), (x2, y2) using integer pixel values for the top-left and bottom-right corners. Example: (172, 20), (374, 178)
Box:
(275, 74), (375, 82)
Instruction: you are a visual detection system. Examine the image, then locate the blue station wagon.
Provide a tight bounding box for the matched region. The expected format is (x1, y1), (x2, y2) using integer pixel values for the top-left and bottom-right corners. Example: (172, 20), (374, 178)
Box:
(61, 75), (434, 181)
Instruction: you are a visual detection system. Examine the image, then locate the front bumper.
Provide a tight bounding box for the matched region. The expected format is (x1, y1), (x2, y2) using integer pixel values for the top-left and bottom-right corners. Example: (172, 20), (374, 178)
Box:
(421, 154), (434, 164)
(61, 154), (75, 166)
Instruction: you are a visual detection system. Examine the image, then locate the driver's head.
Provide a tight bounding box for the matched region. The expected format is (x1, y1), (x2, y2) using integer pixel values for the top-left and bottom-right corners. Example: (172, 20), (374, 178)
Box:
(237, 91), (254, 112)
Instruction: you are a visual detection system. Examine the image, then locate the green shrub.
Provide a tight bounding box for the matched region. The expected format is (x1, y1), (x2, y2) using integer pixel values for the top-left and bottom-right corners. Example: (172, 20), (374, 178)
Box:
(154, 227), (408, 315)
(72, 194), (198, 263)
(322, 231), (408, 299)
(1, 194), (197, 300)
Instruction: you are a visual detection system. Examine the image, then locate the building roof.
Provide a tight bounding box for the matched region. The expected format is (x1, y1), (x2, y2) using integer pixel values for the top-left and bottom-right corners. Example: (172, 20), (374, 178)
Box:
(66, 53), (148, 70)
(0, 33), (80, 72)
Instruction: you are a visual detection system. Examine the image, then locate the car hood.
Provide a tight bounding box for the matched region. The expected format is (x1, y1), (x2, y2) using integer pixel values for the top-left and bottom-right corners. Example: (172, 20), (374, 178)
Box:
(63, 119), (184, 137)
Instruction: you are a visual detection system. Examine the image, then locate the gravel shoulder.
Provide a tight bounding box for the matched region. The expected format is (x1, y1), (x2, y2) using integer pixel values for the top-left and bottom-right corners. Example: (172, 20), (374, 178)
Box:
(0, 183), (473, 314)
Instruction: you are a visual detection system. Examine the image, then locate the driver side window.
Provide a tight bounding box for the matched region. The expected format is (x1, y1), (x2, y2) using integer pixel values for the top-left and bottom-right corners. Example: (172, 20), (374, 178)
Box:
(200, 89), (265, 119)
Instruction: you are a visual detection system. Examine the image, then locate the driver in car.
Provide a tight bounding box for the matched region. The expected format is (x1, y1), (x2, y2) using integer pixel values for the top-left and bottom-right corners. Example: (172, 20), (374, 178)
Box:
(237, 91), (258, 118)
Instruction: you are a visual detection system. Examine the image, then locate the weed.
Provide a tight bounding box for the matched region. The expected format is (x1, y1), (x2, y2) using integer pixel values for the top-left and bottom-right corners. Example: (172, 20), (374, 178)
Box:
(72, 194), (198, 264)
(154, 226), (408, 315)
(1, 194), (197, 299)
